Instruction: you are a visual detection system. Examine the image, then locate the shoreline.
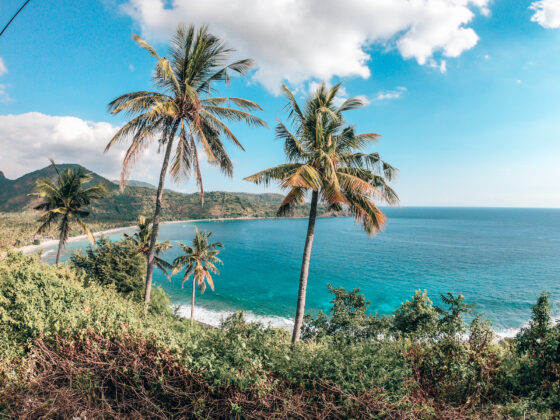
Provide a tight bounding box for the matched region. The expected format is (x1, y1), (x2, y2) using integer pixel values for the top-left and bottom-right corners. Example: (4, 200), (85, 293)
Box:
(17, 215), (311, 254)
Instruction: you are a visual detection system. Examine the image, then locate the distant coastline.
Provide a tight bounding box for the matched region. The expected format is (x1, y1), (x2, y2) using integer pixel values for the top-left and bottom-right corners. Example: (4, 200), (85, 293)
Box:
(17, 215), (313, 254)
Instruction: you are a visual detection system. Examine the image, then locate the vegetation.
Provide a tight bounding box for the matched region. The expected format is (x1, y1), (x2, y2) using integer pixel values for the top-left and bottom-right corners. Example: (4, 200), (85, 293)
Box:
(172, 229), (223, 321)
(0, 252), (559, 418)
(124, 216), (173, 280)
(31, 161), (107, 263)
(0, 168), (322, 250)
(69, 238), (171, 316)
(106, 24), (266, 309)
(245, 82), (399, 342)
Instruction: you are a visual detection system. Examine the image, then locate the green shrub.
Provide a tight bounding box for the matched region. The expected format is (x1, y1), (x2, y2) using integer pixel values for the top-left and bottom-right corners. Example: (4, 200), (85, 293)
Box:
(509, 292), (560, 409)
(393, 289), (439, 338)
(302, 284), (391, 342)
(0, 251), (144, 359)
(70, 238), (145, 300)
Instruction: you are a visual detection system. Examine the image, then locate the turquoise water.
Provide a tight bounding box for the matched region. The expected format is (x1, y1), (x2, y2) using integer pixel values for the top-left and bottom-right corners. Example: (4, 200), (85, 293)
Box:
(47, 208), (560, 333)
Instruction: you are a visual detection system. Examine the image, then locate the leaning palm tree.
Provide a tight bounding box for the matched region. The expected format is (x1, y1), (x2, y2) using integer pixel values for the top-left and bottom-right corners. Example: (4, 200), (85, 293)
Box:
(172, 228), (223, 321)
(106, 24), (266, 308)
(245, 82), (399, 343)
(32, 161), (107, 264)
(124, 216), (173, 280)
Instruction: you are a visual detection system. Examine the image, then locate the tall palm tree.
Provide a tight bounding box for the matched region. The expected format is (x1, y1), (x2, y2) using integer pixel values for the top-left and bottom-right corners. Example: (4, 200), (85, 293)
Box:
(245, 82), (399, 343)
(124, 215), (173, 280)
(32, 161), (107, 264)
(172, 228), (223, 321)
(106, 24), (266, 308)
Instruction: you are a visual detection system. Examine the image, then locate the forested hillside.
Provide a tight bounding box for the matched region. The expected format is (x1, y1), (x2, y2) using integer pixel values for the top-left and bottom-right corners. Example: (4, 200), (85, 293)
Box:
(0, 164), (321, 248)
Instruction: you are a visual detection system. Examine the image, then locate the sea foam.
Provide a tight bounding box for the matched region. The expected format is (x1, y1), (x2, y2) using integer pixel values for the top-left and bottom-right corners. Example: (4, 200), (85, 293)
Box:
(175, 304), (294, 330)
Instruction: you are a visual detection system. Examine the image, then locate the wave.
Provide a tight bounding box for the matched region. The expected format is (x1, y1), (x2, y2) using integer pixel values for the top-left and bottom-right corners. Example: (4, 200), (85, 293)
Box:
(175, 304), (294, 330)
(493, 315), (560, 340)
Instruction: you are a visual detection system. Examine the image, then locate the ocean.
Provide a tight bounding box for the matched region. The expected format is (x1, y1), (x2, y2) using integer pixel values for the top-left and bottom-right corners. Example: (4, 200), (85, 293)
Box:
(44, 207), (560, 336)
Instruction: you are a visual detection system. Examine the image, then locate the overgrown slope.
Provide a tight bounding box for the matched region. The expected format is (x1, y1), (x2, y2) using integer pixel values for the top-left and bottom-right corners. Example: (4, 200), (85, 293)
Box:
(1, 252), (559, 418)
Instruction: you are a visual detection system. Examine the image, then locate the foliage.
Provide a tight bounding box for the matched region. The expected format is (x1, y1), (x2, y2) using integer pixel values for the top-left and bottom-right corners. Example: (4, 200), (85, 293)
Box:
(393, 289), (439, 338)
(123, 215), (173, 279)
(70, 238), (146, 300)
(149, 286), (172, 316)
(302, 284), (391, 343)
(106, 24), (266, 194)
(172, 228), (223, 291)
(509, 292), (560, 409)
(1, 252), (559, 418)
(32, 161), (107, 253)
(245, 82), (398, 233)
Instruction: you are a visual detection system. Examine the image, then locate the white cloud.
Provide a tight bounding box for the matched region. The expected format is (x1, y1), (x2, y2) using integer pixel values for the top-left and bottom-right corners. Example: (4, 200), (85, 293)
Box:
(123, 0), (489, 91)
(428, 58), (447, 73)
(0, 113), (162, 181)
(0, 58), (9, 103)
(0, 85), (12, 104)
(530, 0), (560, 29)
(374, 86), (407, 101)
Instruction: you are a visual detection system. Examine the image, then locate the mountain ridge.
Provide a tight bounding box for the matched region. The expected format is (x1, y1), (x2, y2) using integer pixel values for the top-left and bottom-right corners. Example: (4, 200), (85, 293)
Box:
(0, 164), (315, 221)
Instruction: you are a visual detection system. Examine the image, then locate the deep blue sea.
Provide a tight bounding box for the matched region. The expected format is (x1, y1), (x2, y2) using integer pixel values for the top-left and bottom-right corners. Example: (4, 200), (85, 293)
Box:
(47, 207), (560, 335)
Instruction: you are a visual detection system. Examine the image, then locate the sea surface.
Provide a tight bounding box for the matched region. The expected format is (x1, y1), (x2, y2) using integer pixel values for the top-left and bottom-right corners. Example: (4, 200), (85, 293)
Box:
(45, 207), (560, 336)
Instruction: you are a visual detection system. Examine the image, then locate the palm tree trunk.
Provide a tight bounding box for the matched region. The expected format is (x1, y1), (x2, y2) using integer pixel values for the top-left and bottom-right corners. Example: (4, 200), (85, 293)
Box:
(55, 232), (64, 265)
(55, 216), (68, 265)
(144, 127), (178, 310)
(291, 190), (319, 343)
(191, 278), (196, 322)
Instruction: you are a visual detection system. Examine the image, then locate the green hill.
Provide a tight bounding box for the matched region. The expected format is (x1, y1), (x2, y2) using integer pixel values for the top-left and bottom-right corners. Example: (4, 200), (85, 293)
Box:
(111, 179), (156, 189)
(0, 164), (118, 212)
(0, 164), (323, 247)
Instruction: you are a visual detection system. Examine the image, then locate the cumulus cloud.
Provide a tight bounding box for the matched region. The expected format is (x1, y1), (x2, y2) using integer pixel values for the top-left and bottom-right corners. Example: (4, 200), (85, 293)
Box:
(123, 0), (489, 91)
(0, 113), (161, 181)
(0, 58), (6, 77)
(530, 0), (560, 28)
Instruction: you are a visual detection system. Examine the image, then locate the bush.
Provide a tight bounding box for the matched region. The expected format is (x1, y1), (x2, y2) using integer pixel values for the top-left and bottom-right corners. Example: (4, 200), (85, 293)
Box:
(302, 284), (391, 342)
(70, 238), (146, 300)
(393, 289), (438, 338)
(508, 292), (560, 409)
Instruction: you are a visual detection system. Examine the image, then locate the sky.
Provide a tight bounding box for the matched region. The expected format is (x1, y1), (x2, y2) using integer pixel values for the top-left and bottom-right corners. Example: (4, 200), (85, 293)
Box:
(0, 0), (559, 207)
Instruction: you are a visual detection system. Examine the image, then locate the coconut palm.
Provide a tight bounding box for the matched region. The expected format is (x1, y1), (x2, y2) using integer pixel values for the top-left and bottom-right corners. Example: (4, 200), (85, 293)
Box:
(106, 24), (266, 308)
(172, 228), (223, 321)
(32, 161), (107, 264)
(124, 216), (173, 280)
(245, 82), (399, 343)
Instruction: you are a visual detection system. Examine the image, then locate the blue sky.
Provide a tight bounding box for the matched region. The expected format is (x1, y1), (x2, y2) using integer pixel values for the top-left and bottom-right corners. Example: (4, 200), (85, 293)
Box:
(0, 0), (559, 207)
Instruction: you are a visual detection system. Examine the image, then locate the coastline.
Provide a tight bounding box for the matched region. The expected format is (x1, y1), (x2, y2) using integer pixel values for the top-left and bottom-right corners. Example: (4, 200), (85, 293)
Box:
(17, 215), (309, 254)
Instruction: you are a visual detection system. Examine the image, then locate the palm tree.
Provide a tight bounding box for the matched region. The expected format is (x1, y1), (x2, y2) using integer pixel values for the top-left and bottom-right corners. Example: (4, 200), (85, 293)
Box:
(106, 24), (266, 308)
(124, 215), (173, 280)
(245, 82), (399, 343)
(172, 228), (223, 321)
(32, 161), (107, 264)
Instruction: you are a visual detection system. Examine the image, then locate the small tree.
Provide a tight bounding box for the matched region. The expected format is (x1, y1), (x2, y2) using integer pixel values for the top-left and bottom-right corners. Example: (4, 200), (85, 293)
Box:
(172, 229), (223, 321)
(32, 161), (107, 264)
(124, 216), (173, 280)
(302, 284), (390, 342)
(393, 290), (438, 338)
(70, 238), (146, 299)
